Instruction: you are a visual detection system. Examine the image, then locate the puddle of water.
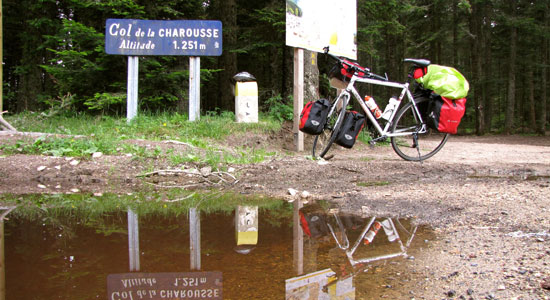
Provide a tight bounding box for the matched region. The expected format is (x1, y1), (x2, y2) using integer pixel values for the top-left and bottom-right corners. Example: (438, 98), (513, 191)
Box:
(0, 196), (433, 299)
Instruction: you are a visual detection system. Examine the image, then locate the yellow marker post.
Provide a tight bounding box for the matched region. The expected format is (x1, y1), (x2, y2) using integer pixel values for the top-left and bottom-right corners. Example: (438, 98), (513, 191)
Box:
(235, 206), (258, 245)
(235, 82), (258, 123)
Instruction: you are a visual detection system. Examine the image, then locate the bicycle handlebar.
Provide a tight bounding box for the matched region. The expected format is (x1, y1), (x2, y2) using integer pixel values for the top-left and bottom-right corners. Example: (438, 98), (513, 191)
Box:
(369, 72), (388, 81)
(323, 46), (388, 81)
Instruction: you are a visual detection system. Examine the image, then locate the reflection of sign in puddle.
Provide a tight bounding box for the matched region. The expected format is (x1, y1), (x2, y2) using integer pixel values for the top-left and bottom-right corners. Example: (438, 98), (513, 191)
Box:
(285, 268), (354, 299)
(107, 272), (222, 300)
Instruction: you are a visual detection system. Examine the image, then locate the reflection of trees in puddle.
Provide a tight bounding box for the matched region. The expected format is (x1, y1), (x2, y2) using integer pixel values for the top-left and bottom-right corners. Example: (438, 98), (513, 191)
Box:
(3, 194), (427, 299)
(286, 202), (419, 299)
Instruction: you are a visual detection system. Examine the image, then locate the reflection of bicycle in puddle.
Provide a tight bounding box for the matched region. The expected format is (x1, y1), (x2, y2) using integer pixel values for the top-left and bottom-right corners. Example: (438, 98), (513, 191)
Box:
(286, 203), (418, 299)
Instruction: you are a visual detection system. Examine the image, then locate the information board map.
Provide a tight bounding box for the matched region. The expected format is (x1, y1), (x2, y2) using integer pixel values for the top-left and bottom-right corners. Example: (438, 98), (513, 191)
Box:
(105, 19), (222, 56)
(286, 0), (357, 59)
(107, 272), (222, 300)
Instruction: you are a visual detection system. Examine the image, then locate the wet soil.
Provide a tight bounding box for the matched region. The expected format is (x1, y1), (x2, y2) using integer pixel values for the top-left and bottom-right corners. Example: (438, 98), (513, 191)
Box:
(1, 127), (549, 299)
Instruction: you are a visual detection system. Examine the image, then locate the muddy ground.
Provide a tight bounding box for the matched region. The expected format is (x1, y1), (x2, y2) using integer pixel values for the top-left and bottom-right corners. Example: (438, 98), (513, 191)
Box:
(1, 128), (549, 299)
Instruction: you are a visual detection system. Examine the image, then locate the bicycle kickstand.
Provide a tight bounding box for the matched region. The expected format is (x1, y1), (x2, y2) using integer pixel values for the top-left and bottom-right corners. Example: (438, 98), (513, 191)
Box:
(412, 133), (422, 163)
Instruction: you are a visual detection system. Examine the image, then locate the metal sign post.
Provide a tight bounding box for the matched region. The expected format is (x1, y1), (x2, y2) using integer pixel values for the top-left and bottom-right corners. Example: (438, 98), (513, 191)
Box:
(127, 56), (139, 122)
(189, 208), (201, 270)
(189, 57), (201, 121)
(127, 208), (140, 271)
(105, 19), (222, 122)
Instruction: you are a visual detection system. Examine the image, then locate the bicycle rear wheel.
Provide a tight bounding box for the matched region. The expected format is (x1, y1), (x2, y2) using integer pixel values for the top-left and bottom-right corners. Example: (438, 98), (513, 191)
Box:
(390, 97), (449, 161)
(312, 94), (348, 158)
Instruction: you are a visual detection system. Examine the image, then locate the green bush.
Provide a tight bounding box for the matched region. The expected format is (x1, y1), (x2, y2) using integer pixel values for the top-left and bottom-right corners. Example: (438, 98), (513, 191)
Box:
(84, 92), (127, 112)
(264, 94), (293, 122)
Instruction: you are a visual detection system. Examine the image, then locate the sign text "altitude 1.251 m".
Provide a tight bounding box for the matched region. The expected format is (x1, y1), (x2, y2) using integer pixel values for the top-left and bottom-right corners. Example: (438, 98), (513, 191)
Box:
(105, 19), (223, 56)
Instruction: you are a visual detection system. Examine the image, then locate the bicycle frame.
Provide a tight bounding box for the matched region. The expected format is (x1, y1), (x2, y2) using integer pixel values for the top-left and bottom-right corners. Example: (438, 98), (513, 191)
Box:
(336, 74), (428, 138)
(326, 214), (418, 267)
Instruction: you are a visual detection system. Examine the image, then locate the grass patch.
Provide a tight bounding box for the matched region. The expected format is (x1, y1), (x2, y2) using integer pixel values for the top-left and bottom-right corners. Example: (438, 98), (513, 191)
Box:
(2, 111), (281, 166)
(356, 181), (390, 187)
(1, 135), (121, 157)
(360, 156), (376, 162)
(357, 130), (391, 146)
(0, 190), (288, 219)
(169, 147), (275, 168)
(0, 192), (292, 233)
(6, 111), (281, 141)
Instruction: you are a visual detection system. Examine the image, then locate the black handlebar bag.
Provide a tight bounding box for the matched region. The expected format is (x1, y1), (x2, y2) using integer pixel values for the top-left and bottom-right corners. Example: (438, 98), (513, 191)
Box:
(299, 99), (330, 135)
(328, 59), (367, 89)
(335, 111), (365, 148)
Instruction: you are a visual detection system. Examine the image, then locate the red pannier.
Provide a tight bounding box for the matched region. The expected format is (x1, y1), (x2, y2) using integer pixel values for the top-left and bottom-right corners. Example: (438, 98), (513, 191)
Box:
(328, 59), (367, 89)
(299, 99), (330, 135)
(427, 96), (466, 134)
(299, 205), (329, 238)
(413, 67), (428, 79)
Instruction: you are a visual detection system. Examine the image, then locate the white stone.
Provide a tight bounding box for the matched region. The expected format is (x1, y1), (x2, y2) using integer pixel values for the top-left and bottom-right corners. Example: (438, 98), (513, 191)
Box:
(288, 188), (298, 196)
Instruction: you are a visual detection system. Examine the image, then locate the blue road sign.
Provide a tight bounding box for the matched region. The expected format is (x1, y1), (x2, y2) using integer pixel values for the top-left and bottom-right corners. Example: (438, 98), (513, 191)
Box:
(105, 19), (222, 56)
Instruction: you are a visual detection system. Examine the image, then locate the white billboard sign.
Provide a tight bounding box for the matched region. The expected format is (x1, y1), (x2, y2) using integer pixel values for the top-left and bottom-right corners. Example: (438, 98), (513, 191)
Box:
(286, 0), (357, 59)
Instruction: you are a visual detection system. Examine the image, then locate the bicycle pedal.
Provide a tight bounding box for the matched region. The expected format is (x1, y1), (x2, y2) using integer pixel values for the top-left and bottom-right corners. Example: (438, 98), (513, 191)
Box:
(368, 141), (376, 149)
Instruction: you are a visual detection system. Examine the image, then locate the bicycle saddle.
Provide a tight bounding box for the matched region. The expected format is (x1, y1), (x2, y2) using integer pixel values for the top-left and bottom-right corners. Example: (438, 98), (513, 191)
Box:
(403, 58), (431, 67)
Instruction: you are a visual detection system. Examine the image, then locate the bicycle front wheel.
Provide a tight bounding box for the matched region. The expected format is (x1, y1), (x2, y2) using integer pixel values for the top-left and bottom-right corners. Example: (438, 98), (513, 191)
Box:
(312, 95), (347, 158)
(390, 98), (449, 161)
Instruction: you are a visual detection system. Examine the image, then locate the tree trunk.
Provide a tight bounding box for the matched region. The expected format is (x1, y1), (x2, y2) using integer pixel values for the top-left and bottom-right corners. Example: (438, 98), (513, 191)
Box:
(216, 0), (238, 112)
(483, 17), (493, 133)
(15, 2), (45, 112)
(283, 46), (294, 102)
(528, 70), (536, 131)
(16, 65), (42, 112)
(538, 2), (548, 135)
(469, 1), (484, 134)
(303, 50), (319, 102)
(429, 3), (440, 63)
(452, 0), (458, 66)
(504, 2), (518, 134)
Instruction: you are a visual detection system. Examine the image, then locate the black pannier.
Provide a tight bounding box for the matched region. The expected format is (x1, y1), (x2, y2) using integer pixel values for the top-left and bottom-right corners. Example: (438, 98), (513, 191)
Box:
(299, 99), (330, 135)
(335, 111), (365, 148)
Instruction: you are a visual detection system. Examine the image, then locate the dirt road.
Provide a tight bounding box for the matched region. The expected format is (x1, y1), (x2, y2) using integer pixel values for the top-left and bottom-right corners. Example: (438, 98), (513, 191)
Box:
(237, 134), (550, 299)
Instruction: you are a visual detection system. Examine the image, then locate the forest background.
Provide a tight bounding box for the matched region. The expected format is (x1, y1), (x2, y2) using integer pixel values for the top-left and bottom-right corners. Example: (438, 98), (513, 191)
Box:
(2, 0), (549, 135)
